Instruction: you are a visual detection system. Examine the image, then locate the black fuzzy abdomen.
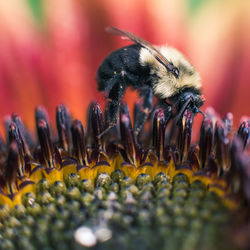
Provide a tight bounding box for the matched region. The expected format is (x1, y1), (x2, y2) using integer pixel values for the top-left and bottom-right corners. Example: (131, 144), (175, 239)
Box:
(96, 44), (149, 91)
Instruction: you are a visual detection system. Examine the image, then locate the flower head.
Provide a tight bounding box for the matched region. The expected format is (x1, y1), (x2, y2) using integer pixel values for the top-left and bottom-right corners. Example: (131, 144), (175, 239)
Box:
(0, 1), (250, 249)
(0, 102), (249, 249)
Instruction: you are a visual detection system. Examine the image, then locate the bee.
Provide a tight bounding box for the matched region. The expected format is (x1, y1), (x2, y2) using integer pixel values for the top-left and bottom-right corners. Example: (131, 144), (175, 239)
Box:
(97, 27), (204, 137)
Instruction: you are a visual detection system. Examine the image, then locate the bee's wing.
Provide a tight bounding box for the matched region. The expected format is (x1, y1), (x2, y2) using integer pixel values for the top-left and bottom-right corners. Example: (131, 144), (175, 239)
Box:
(106, 26), (172, 69)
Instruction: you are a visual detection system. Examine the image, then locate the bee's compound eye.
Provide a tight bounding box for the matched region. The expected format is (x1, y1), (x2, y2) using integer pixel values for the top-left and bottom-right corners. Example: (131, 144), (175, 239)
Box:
(172, 67), (179, 78)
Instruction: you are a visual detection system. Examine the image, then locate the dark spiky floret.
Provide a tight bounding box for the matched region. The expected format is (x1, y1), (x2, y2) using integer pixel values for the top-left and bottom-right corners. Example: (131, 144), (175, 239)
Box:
(0, 103), (249, 250)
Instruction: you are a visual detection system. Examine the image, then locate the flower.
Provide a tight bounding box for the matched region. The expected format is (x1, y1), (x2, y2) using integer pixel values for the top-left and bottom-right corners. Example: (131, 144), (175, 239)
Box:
(0, 102), (249, 249)
(0, 1), (250, 249)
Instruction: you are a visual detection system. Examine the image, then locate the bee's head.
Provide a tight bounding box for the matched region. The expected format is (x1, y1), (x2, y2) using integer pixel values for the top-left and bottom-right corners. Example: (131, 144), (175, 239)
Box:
(183, 91), (204, 114)
(167, 89), (205, 117)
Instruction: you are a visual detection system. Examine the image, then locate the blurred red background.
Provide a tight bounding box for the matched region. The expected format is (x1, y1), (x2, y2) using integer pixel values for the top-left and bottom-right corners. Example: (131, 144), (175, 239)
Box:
(0, 0), (249, 135)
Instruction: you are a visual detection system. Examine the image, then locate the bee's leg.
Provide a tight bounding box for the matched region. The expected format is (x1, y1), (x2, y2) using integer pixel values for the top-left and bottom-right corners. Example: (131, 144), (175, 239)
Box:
(133, 87), (153, 136)
(99, 81), (126, 138)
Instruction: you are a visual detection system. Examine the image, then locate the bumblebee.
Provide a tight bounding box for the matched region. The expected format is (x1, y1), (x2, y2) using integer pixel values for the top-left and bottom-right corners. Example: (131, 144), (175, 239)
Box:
(97, 27), (204, 137)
